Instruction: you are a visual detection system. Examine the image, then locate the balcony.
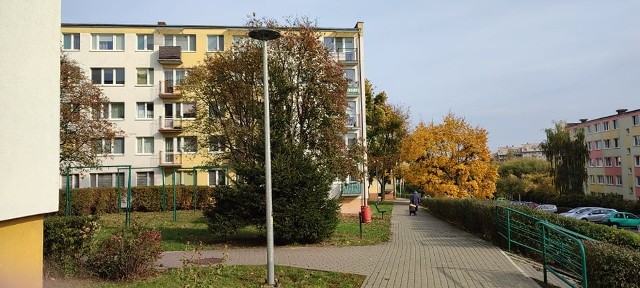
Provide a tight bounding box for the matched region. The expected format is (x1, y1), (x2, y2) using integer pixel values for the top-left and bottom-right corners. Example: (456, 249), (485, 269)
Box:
(158, 80), (182, 99)
(331, 48), (358, 64)
(158, 46), (182, 64)
(158, 116), (182, 134)
(341, 182), (361, 197)
(347, 84), (359, 96)
(159, 151), (182, 167)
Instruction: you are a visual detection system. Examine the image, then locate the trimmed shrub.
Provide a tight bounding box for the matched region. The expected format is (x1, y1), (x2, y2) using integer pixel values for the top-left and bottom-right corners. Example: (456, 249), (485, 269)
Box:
(86, 225), (162, 280)
(585, 241), (640, 287)
(43, 215), (100, 276)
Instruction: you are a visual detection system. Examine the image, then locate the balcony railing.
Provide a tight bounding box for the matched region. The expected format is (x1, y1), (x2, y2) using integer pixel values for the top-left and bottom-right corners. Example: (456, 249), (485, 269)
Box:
(341, 182), (361, 197)
(158, 80), (182, 99)
(158, 46), (182, 64)
(331, 48), (358, 63)
(159, 151), (182, 167)
(347, 84), (359, 95)
(158, 116), (183, 133)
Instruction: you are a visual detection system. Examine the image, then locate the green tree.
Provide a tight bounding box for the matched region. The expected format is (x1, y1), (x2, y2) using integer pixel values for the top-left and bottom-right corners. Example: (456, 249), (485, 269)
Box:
(540, 121), (589, 195)
(365, 80), (409, 200)
(183, 18), (357, 243)
(400, 113), (498, 198)
(59, 55), (122, 173)
(496, 158), (551, 199)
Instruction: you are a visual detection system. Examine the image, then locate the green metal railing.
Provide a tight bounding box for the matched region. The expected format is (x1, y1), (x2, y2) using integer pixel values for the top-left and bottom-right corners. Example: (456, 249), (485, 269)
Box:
(496, 206), (592, 288)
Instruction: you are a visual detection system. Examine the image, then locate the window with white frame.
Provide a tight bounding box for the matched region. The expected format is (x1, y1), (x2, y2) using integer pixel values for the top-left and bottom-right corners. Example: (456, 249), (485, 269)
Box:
(61, 174), (80, 189)
(208, 135), (225, 153)
(181, 136), (197, 153)
(207, 35), (224, 51)
(136, 171), (154, 186)
(596, 158), (603, 167)
(136, 137), (154, 154)
(165, 34), (196, 51)
(615, 156), (622, 167)
(136, 102), (154, 119)
(636, 176), (640, 187)
(633, 115), (640, 126)
(589, 175), (595, 183)
(91, 34), (124, 51)
(594, 123), (601, 132)
(589, 158), (594, 167)
(346, 133), (357, 148)
(614, 138), (620, 148)
(594, 140), (601, 150)
(208, 170), (226, 186)
(324, 37), (354, 52)
(634, 135), (640, 146)
(603, 121), (609, 131)
(93, 102), (124, 120)
(164, 69), (186, 88)
(96, 138), (125, 155)
(605, 157), (612, 167)
(613, 119), (619, 129)
(347, 101), (356, 127)
(137, 34), (154, 51)
(597, 175), (604, 184)
(586, 125), (591, 133)
(136, 68), (154, 85)
(635, 155), (640, 167)
(606, 175), (614, 185)
(616, 176), (622, 186)
(603, 139), (611, 149)
(62, 33), (80, 50)
(91, 68), (125, 85)
(344, 69), (356, 85)
(587, 142), (592, 151)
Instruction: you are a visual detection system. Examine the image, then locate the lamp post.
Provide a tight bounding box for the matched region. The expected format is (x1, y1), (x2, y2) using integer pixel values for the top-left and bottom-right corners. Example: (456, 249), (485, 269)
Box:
(248, 27), (281, 287)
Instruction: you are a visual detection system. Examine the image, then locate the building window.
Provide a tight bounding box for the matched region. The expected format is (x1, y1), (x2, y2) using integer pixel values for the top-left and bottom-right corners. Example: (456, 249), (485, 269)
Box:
(616, 176), (623, 186)
(137, 34), (154, 51)
(596, 158), (603, 167)
(586, 125), (591, 133)
(603, 139), (611, 149)
(613, 119), (619, 129)
(637, 176), (640, 187)
(91, 34), (124, 51)
(614, 138), (620, 148)
(589, 175), (594, 183)
(347, 101), (356, 127)
(136, 137), (154, 154)
(182, 103), (196, 118)
(90, 172), (124, 188)
(606, 175), (614, 185)
(63, 33), (80, 50)
(635, 155), (640, 167)
(603, 121), (609, 131)
(208, 170), (226, 186)
(136, 102), (154, 119)
(597, 175), (604, 184)
(136, 171), (154, 186)
(136, 68), (154, 85)
(346, 133), (357, 148)
(588, 158), (594, 167)
(634, 135), (640, 146)
(604, 157), (612, 167)
(615, 156), (621, 167)
(165, 34), (196, 52)
(164, 69), (187, 88)
(594, 123), (601, 132)
(594, 140), (601, 150)
(587, 142), (592, 151)
(181, 136), (197, 153)
(344, 69), (356, 85)
(633, 115), (640, 126)
(208, 135), (224, 153)
(207, 35), (224, 51)
(93, 102), (125, 120)
(91, 68), (125, 85)
(96, 138), (125, 155)
(61, 174), (80, 189)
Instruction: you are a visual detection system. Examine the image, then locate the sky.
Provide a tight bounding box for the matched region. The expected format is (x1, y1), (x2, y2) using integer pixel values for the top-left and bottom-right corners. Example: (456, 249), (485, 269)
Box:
(61, 0), (640, 151)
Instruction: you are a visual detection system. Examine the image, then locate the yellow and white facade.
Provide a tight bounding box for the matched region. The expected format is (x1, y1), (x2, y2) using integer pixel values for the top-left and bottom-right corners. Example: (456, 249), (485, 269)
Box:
(61, 22), (368, 213)
(0, 1), (61, 287)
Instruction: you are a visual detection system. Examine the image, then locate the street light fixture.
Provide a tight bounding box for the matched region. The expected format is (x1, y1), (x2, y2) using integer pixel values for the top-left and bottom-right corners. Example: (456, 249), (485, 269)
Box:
(248, 27), (281, 287)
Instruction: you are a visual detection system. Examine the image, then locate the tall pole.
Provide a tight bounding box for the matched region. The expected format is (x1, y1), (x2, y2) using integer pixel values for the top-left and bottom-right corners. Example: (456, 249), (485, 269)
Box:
(249, 28), (280, 287)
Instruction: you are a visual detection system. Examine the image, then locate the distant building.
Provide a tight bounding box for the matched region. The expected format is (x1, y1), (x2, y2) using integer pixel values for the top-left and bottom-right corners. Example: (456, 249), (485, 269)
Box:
(567, 109), (640, 200)
(494, 143), (545, 162)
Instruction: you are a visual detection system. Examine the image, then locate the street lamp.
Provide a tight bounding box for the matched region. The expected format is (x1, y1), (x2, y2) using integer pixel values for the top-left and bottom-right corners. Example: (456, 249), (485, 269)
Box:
(248, 27), (281, 287)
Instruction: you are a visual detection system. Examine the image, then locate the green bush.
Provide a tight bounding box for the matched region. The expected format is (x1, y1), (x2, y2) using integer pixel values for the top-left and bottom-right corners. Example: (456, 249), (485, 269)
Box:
(86, 225), (162, 280)
(43, 215), (100, 276)
(585, 241), (640, 287)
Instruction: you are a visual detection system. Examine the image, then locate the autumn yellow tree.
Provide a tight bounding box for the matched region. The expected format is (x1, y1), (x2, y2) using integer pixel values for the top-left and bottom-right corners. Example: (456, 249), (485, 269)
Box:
(400, 113), (497, 198)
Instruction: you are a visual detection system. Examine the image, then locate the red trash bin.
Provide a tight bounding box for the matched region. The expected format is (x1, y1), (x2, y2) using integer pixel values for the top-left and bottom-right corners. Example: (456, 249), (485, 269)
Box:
(361, 205), (372, 223)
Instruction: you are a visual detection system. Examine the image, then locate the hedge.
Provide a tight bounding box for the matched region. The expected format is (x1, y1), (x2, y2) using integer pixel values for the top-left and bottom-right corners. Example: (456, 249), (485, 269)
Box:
(424, 198), (640, 287)
(58, 185), (218, 215)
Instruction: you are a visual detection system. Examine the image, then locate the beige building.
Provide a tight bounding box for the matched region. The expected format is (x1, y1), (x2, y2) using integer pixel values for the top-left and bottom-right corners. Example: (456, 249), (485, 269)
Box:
(568, 109), (640, 200)
(0, 1), (61, 287)
(494, 143), (545, 162)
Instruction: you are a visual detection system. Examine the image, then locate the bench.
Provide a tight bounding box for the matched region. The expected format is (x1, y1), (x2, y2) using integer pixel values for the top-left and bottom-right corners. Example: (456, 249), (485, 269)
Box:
(374, 202), (387, 219)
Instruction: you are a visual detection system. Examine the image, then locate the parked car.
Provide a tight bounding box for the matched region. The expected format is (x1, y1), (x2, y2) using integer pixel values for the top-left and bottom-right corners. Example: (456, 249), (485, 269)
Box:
(536, 204), (558, 213)
(602, 212), (640, 228)
(559, 207), (603, 219)
(575, 208), (617, 222)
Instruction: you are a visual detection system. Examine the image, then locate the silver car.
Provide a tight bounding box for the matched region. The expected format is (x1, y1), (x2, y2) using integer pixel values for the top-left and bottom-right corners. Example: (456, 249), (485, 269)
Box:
(536, 204), (558, 213)
(578, 208), (617, 222)
(560, 207), (602, 219)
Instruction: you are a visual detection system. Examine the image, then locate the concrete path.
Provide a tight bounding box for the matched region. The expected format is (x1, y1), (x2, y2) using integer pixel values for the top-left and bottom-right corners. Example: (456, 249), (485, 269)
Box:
(157, 199), (545, 287)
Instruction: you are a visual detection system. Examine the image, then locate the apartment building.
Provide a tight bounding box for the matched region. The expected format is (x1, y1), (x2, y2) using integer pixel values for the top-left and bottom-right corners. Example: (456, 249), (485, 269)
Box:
(494, 143), (545, 162)
(567, 109), (640, 200)
(1, 1), (60, 287)
(60, 22), (368, 213)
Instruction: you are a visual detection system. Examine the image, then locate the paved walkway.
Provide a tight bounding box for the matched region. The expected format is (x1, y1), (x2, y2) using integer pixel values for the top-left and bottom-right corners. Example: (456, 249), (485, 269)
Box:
(157, 199), (547, 287)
